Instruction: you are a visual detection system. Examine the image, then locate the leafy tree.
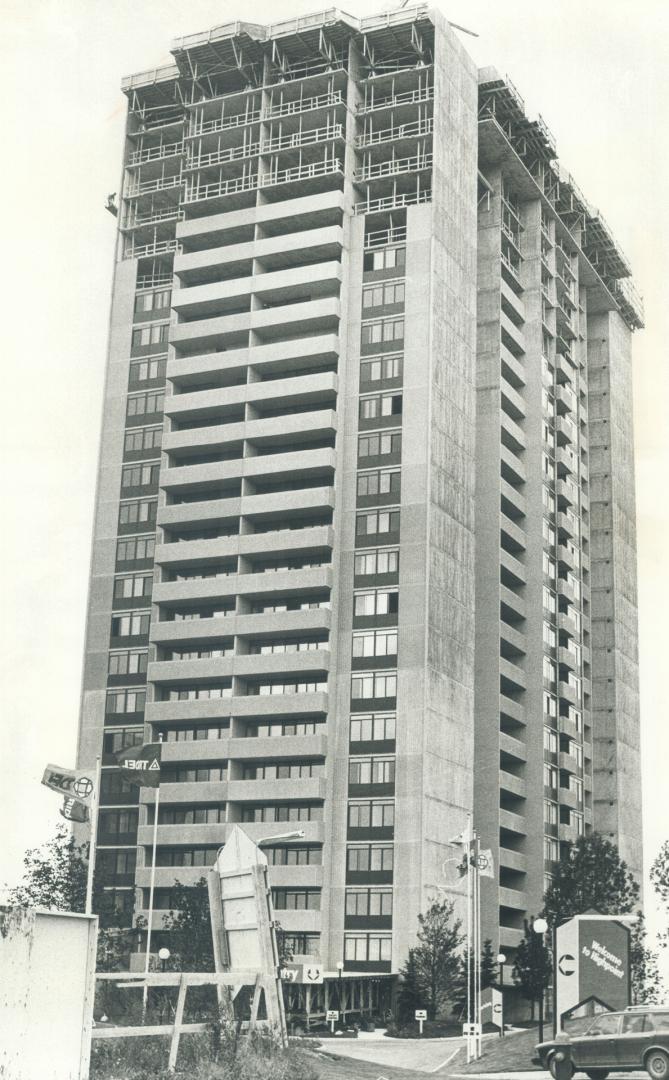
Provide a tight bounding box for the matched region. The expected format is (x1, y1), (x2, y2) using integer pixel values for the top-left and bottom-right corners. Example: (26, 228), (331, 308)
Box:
(512, 924), (552, 1019)
(451, 938), (498, 1018)
(650, 841), (669, 949)
(397, 948), (423, 1022)
(5, 825), (131, 972)
(162, 878), (214, 971)
(630, 914), (664, 1004)
(542, 833), (639, 930)
(411, 898), (464, 1020)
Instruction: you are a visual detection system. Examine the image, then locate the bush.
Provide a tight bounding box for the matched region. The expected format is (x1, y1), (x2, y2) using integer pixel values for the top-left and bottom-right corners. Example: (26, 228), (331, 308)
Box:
(89, 1022), (318, 1080)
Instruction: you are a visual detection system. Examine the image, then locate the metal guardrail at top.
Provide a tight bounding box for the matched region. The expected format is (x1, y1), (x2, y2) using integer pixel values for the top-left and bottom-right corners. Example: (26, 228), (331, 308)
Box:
(357, 85), (433, 115)
(355, 117), (433, 148)
(364, 226), (407, 249)
(354, 188), (431, 216)
(186, 123), (344, 167)
(355, 153), (432, 182)
(128, 142), (184, 167)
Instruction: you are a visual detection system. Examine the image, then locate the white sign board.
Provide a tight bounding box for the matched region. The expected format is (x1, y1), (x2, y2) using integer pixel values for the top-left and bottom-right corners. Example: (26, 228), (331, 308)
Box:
(415, 1009), (427, 1020)
(280, 963), (324, 984)
(326, 1010), (339, 1021)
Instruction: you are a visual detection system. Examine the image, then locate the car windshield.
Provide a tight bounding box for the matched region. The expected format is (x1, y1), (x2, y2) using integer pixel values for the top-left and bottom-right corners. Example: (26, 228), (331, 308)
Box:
(584, 1013), (620, 1035)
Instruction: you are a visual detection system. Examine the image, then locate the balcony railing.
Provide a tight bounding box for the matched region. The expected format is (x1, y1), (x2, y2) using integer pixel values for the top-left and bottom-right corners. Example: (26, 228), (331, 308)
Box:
(357, 85), (434, 115)
(354, 189), (431, 216)
(355, 117), (433, 149)
(184, 158), (344, 204)
(188, 92), (345, 138)
(125, 175), (184, 197)
(127, 141), (184, 167)
(124, 238), (179, 259)
(185, 124), (344, 170)
(364, 226), (407, 249)
(123, 207), (184, 229)
(354, 153), (432, 182)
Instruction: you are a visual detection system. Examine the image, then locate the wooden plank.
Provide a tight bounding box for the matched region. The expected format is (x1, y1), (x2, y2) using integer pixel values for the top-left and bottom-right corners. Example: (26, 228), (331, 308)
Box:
(79, 915), (98, 1080)
(92, 1023), (208, 1039)
(168, 975), (188, 1071)
(249, 974), (262, 1029)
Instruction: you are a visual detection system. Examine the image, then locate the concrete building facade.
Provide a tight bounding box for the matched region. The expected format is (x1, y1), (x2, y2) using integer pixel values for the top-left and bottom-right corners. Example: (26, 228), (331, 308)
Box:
(77, 5), (643, 996)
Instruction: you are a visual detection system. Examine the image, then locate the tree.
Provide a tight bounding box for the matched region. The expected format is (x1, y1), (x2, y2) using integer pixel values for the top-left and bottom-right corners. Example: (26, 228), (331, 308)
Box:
(5, 825), (131, 972)
(650, 841), (669, 949)
(411, 898), (464, 1020)
(397, 949), (423, 1022)
(451, 938), (498, 1019)
(162, 878), (214, 971)
(630, 914), (664, 1004)
(512, 926), (552, 1019)
(6, 826), (88, 912)
(542, 833), (639, 930)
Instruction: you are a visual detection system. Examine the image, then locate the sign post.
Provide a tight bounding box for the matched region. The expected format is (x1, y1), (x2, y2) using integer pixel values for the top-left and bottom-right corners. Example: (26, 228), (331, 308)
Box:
(326, 1009), (339, 1034)
(415, 1008), (427, 1035)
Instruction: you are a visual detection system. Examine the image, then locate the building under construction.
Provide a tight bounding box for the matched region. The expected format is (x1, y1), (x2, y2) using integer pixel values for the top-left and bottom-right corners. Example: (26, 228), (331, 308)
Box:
(77, 4), (644, 1014)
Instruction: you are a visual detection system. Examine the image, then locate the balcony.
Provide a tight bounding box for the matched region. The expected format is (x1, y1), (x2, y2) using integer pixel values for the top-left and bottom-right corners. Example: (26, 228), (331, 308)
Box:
(499, 808), (526, 835)
(355, 117), (433, 149)
(171, 297), (341, 354)
(500, 730), (527, 763)
(146, 690), (328, 724)
(500, 586), (526, 622)
(155, 522), (333, 567)
(499, 847), (527, 873)
(500, 658), (526, 692)
(499, 770), (526, 798)
(227, 777), (326, 803)
(153, 566), (332, 607)
(499, 886), (527, 911)
(500, 694), (526, 727)
(357, 85), (434, 116)
(500, 549), (526, 588)
(175, 224), (344, 286)
(162, 447), (336, 495)
(148, 648), (330, 687)
(499, 926), (524, 949)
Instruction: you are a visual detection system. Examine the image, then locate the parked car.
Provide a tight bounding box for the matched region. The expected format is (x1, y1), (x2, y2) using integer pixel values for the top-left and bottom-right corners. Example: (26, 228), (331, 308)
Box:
(535, 1006), (669, 1079)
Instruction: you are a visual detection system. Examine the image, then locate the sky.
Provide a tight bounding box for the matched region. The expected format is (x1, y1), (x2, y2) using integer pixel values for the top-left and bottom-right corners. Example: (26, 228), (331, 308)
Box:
(2, 0), (667, 965)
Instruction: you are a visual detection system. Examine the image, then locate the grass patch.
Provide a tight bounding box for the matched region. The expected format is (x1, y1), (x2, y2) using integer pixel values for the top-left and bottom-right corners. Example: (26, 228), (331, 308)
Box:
(450, 1025), (542, 1073)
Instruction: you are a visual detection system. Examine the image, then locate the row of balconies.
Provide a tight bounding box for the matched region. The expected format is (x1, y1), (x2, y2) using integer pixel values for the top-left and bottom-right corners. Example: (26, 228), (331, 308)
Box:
(171, 260), (341, 322)
(187, 90), (346, 138)
(170, 296), (340, 355)
(157, 484), (335, 536)
(175, 224), (343, 287)
(168, 333), (339, 392)
(148, 646), (330, 685)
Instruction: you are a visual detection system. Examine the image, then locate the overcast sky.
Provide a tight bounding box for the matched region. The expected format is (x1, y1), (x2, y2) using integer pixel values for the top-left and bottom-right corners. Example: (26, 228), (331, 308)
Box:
(3, 0), (667, 962)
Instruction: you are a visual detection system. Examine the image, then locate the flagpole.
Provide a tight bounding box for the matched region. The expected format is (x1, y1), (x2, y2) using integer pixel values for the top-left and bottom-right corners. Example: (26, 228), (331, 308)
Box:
(475, 832), (482, 1059)
(85, 756), (102, 916)
(466, 816), (472, 1064)
(143, 736), (163, 1012)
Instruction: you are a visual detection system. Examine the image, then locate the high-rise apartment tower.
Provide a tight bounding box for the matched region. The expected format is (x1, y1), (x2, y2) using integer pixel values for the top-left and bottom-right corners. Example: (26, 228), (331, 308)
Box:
(77, 4), (643, 1011)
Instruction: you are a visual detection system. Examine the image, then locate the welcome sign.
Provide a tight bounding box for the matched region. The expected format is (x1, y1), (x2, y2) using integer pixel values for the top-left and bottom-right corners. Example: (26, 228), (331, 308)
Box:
(555, 915), (631, 1024)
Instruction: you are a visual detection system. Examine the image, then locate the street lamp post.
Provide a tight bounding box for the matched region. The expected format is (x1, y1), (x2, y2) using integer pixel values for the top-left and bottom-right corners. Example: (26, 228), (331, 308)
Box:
(336, 960), (344, 1027)
(158, 947), (170, 973)
(532, 918), (548, 1043)
(496, 953), (506, 1037)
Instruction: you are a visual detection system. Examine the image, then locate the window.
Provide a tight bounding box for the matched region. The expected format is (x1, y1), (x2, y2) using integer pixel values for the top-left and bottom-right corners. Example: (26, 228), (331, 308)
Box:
(103, 728), (143, 754)
(647, 1015), (669, 1033)
(119, 499), (157, 526)
(543, 657), (557, 686)
(256, 680), (327, 696)
(351, 672), (397, 700)
(166, 685), (232, 701)
(359, 393), (402, 420)
(134, 288), (171, 314)
(363, 246), (406, 272)
(543, 587), (556, 616)
(126, 390), (165, 417)
(353, 589), (398, 617)
(345, 888), (393, 916)
(544, 764), (558, 790)
(544, 800), (559, 827)
(280, 933), (320, 957)
(131, 323), (169, 349)
(99, 850), (136, 877)
(156, 724), (229, 742)
(543, 622), (557, 650)
(542, 487), (556, 515)
(543, 692), (557, 719)
(105, 688), (146, 714)
(241, 804), (323, 823)
(108, 650), (147, 675)
(124, 426), (162, 453)
(111, 612), (150, 637)
(129, 357), (167, 384)
(358, 432), (402, 459)
(348, 800), (394, 829)
(161, 765), (227, 783)
(243, 762), (323, 780)
(156, 805), (226, 825)
(544, 728), (558, 754)
(543, 552), (556, 578)
(544, 836), (559, 860)
(121, 463), (160, 489)
(100, 771), (137, 796)
(357, 469), (401, 498)
(360, 355), (403, 383)
(168, 646), (234, 660)
(253, 639), (327, 655)
(356, 510), (400, 537)
(587, 1015), (620, 1037)
(264, 846), (322, 866)
(362, 282), (405, 308)
(98, 809), (138, 835)
(567, 706), (583, 733)
(114, 573), (153, 600)
(271, 889), (321, 911)
(344, 933), (392, 962)
(349, 757), (395, 785)
(347, 844), (394, 872)
(251, 721), (320, 738)
(116, 536), (155, 563)
(352, 629), (397, 658)
(543, 519), (556, 548)
(350, 714), (396, 743)
(354, 549), (399, 577)
(154, 848), (217, 868)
